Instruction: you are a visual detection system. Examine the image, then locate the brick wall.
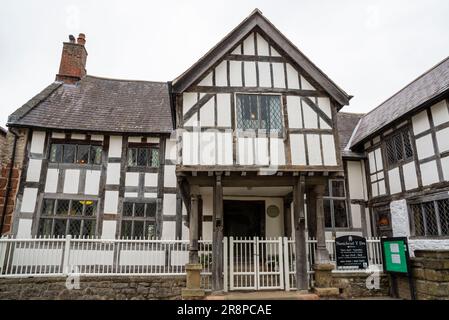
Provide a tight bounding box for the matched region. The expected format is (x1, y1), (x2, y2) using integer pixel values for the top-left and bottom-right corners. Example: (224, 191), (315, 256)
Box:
(0, 275), (186, 300)
(0, 128), (28, 235)
(396, 250), (449, 300)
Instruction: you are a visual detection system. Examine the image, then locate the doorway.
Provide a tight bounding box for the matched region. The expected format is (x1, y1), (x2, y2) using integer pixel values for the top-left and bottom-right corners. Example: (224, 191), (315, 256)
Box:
(224, 200), (265, 238)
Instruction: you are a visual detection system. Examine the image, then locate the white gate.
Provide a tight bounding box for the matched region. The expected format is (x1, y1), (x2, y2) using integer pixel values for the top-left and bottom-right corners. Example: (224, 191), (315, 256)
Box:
(228, 237), (284, 291)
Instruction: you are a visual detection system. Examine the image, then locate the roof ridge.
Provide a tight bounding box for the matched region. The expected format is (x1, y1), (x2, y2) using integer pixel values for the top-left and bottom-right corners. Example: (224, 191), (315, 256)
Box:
(360, 55), (449, 119)
(85, 74), (167, 85)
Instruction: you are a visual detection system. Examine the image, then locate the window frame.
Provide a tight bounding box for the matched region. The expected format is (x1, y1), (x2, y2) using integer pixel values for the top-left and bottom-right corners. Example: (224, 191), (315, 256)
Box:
(384, 127), (414, 169)
(323, 179), (350, 230)
(235, 93), (284, 135)
(120, 200), (158, 239)
(37, 197), (99, 237)
(49, 140), (103, 166)
(127, 143), (160, 168)
(409, 194), (449, 238)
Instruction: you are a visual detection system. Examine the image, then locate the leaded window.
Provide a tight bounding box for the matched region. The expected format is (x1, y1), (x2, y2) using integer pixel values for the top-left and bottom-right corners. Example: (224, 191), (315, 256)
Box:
(324, 180), (349, 229)
(127, 145), (159, 167)
(38, 199), (98, 237)
(411, 198), (449, 237)
(50, 143), (102, 165)
(121, 201), (157, 238)
(385, 128), (414, 167)
(236, 94), (283, 132)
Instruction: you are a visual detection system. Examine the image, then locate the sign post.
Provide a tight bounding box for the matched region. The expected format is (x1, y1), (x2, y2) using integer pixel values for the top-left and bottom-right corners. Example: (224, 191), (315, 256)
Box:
(335, 235), (369, 270)
(380, 237), (416, 299)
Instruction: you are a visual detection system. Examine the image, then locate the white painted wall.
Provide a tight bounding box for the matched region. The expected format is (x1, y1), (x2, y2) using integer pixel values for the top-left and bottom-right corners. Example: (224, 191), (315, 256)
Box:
(30, 131), (46, 155)
(109, 136), (123, 158)
(420, 160), (440, 186)
(101, 221), (117, 239)
(85, 170), (101, 195)
(63, 169), (80, 194)
(26, 159), (42, 182)
(412, 110), (430, 135)
(20, 188), (38, 213)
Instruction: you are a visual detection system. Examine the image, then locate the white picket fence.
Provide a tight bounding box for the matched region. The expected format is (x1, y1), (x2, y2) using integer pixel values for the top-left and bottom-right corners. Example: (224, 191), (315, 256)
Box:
(0, 236), (382, 291)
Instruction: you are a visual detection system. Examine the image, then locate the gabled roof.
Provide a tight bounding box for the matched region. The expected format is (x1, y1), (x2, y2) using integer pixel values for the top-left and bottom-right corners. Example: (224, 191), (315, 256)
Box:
(8, 76), (173, 134)
(351, 56), (449, 148)
(172, 9), (352, 107)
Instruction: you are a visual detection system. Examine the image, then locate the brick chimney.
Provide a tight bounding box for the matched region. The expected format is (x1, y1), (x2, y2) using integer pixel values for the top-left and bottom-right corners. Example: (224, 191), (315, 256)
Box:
(55, 33), (88, 84)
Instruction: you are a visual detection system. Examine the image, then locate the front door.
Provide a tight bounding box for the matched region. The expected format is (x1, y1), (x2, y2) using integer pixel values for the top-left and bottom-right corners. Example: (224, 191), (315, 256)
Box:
(223, 200), (265, 237)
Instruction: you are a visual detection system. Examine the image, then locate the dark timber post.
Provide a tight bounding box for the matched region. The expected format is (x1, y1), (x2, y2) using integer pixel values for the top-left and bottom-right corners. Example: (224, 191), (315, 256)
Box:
(293, 175), (308, 291)
(212, 173), (224, 292)
(283, 198), (292, 237)
(314, 184), (330, 264)
(189, 194), (199, 264)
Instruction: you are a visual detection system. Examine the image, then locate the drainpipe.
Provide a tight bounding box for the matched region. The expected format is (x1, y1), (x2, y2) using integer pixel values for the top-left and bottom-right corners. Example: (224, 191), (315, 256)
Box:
(0, 128), (18, 235)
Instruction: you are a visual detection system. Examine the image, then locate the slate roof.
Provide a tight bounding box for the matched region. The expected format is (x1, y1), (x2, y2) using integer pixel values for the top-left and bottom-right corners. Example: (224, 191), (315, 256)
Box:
(8, 76), (173, 134)
(351, 56), (449, 148)
(336, 112), (364, 158)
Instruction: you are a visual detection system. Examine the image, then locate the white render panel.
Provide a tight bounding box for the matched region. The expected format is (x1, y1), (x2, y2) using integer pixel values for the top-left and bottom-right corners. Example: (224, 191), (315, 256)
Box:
(371, 182), (378, 197)
(321, 135), (337, 166)
(290, 134), (306, 165)
(106, 163), (121, 185)
(215, 61), (228, 86)
(63, 169), (80, 194)
(256, 33), (269, 56)
(85, 170), (101, 195)
(436, 127), (449, 152)
(270, 47), (281, 57)
(202, 222), (213, 240)
(270, 138), (286, 165)
(17, 219), (32, 238)
(51, 132), (65, 139)
(272, 63), (285, 88)
(104, 191), (119, 214)
(388, 168), (402, 194)
(374, 148), (383, 171)
(317, 97), (332, 118)
(125, 172), (139, 187)
(420, 161), (440, 186)
(164, 165), (177, 188)
(200, 132), (216, 165)
(165, 139), (177, 161)
(182, 92), (197, 115)
(124, 192), (138, 198)
(71, 133), (86, 140)
(229, 61), (242, 87)
(302, 103), (318, 129)
(20, 188), (38, 213)
(286, 96), (302, 129)
(412, 110), (430, 135)
(307, 134), (322, 165)
(128, 136), (142, 143)
(216, 132), (233, 165)
(258, 62), (271, 87)
(90, 134), (104, 141)
(285, 64), (300, 89)
(300, 77), (315, 91)
(144, 193), (157, 198)
(216, 94), (231, 127)
(44, 169), (59, 193)
(109, 136), (123, 158)
(320, 118), (331, 130)
(368, 151), (376, 173)
(145, 173), (158, 187)
(255, 137), (269, 165)
(347, 161), (366, 200)
(163, 194), (177, 215)
(350, 204), (362, 228)
(198, 72), (213, 86)
(243, 33), (255, 55)
(402, 161), (419, 190)
(184, 114), (198, 127)
(26, 159), (42, 182)
(182, 131), (199, 165)
(244, 61), (257, 87)
(391, 199), (410, 237)
(431, 100), (449, 126)
(378, 180), (386, 195)
(30, 131), (46, 155)
(147, 137), (160, 144)
(237, 137), (254, 165)
(162, 221), (176, 240)
(441, 156), (449, 180)
(101, 221), (117, 239)
(231, 45), (241, 55)
(200, 98), (215, 127)
(415, 134), (434, 160)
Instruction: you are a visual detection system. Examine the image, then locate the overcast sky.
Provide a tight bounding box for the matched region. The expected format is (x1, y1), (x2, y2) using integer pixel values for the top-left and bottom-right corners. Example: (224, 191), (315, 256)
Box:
(1, 0), (448, 128)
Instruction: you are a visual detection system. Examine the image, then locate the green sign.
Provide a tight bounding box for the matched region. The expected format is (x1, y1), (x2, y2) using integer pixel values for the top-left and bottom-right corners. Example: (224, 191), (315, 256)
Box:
(381, 237), (410, 274)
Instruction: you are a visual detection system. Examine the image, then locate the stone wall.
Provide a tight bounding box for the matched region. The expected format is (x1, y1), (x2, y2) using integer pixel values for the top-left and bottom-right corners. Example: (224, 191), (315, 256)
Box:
(331, 271), (389, 298)
(396, 250), (449, 300)
(0, 275), (186, 300)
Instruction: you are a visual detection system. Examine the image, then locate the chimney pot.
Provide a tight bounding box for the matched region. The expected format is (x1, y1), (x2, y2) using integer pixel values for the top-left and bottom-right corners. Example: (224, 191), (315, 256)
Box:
(77, 33), (86, 45)
(69, 35), (75, 43)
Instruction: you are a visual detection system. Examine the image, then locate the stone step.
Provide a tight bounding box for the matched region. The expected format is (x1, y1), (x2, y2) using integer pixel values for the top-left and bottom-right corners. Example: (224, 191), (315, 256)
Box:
(204, 291), (320, 300)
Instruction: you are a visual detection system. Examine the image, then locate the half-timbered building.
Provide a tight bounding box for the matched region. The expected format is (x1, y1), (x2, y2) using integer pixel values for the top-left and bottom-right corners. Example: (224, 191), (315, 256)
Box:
(2, 9), (449, 293)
